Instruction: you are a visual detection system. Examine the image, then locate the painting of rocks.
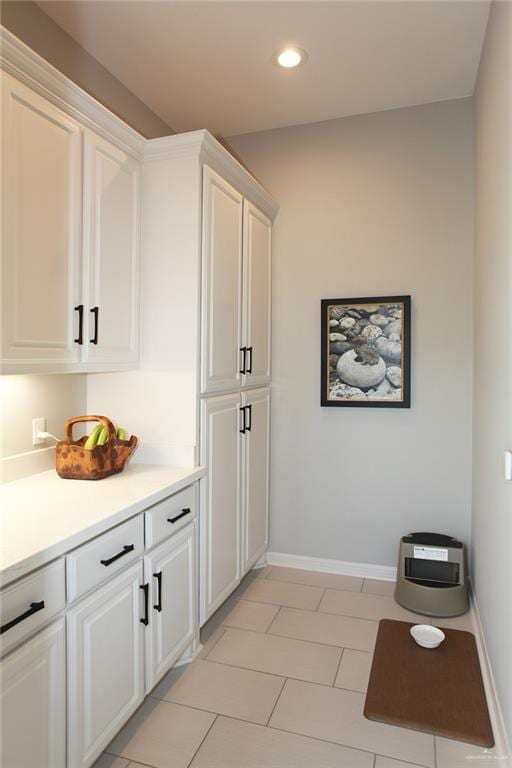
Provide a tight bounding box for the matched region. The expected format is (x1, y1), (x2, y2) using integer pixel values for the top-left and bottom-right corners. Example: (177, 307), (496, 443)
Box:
(321, 295), (411, 408)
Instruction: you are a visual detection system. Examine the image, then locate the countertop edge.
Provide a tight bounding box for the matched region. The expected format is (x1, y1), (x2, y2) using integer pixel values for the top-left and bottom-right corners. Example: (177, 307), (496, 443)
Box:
(0, 465), (206, 588)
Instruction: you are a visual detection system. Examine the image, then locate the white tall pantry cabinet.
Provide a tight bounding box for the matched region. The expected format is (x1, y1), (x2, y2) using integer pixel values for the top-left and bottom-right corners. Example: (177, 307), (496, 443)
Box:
(140, 132), (277, 624)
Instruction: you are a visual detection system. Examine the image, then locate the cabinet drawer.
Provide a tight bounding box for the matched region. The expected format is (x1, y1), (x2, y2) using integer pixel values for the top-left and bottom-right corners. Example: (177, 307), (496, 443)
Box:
(145, 485), (196, 549)
(67, 516), (143, 602)
(0, 559), (65, 656)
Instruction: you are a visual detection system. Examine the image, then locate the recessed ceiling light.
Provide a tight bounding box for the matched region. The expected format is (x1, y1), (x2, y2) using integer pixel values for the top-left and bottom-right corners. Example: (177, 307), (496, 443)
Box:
(273, 47), (308, 69)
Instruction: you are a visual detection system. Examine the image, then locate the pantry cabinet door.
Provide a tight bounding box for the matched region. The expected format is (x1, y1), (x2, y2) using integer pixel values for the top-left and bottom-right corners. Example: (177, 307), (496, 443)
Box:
(144, 522), (197, 691)
(67, 561), (144, 768)
(0, 619), (66, 768)
(200, 393), (242, 624)
(1, 72), (83, 373)
(241, 388), (270, 575)
(83, 131), (140, 365)
(242, 201), (271, 388)
(201, 166), (243, 394)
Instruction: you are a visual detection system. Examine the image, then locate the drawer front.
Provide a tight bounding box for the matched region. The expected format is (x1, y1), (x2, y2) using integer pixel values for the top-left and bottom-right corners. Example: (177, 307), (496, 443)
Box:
(145, 485), (196, 549)
(67, 516), (144, 602)
(0, 559), (65, 656)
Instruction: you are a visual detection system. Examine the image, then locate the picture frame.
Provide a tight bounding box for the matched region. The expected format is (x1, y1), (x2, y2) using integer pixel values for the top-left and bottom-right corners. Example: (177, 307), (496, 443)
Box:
(321, 295), (411, 408)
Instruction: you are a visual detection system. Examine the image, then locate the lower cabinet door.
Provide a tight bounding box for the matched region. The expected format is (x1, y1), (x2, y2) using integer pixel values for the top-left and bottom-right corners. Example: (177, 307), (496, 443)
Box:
(144, 522), (197, 692)
(242, 388), (270, 574)
(200, 393), (242, 625)
(0, 619), (66, 768)
(67, 561), (145, 768)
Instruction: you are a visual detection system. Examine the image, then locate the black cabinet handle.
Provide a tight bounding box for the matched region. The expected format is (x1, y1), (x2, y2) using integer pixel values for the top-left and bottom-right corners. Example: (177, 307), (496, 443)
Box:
(74, 305), (84, 345)
(100, 544), (134, 567)
(153, 572), (162, 612)
(240, 346), (247, 375)
(0, 601), (45, 635)
(167, 508), (192, 525)
(140, 583), (149, 625)
(246, 403), (252, 432)
(239, 406), (247, 434)
(90, 306), (99, 344)
(247, 346), (253, 374)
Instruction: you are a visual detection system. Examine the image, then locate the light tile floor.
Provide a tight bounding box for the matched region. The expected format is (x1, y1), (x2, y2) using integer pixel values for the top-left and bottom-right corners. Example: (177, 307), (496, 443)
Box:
(96, 566), (508, 768)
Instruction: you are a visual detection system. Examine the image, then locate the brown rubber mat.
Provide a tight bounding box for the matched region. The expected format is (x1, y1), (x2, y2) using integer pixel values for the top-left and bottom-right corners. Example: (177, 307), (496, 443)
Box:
(364, 619), (494, 747)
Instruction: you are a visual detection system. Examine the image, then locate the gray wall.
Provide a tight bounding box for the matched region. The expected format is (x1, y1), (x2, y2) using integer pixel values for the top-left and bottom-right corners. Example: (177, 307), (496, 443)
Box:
(227, 99), (474, 567)
(1, 1), (174, 138)
(473, 2), (512, 744)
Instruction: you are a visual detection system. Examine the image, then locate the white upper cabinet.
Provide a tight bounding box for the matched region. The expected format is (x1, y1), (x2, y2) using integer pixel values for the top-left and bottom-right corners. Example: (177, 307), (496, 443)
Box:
(242, 201), (272, 388)
(83, 131), (140, 365)
(1, 71), (83, 373)
(200, 168), (272, 394)
(0, 71), (141, 374)
(201, 166), (244, 394)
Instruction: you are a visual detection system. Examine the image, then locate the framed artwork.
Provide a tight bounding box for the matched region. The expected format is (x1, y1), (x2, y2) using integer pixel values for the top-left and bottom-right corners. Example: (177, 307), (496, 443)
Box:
(321, 295), (411, 408)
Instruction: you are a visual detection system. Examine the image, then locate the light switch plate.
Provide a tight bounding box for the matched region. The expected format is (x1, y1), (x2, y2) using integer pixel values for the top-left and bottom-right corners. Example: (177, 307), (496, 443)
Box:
(505, 450), (512, 481)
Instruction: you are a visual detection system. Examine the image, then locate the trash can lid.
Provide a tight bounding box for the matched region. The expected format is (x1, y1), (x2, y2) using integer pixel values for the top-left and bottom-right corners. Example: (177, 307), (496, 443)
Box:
(401, 532), (463, 548)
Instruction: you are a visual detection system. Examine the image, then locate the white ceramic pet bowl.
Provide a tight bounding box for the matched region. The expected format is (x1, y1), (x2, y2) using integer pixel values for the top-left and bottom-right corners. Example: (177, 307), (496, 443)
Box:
(410, 624), (445, 649)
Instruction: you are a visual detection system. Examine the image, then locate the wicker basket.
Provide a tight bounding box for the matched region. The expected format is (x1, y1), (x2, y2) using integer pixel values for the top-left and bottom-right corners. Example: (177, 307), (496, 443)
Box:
(56, 415), (138, 480)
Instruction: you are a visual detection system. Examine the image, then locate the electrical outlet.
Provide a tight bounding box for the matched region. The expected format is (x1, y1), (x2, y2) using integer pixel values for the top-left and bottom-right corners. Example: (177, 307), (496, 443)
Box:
(32, 417), (46, 445)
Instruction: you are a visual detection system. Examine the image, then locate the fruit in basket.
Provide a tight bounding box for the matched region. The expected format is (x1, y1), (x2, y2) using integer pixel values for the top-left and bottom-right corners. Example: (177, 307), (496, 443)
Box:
(84, 424), (103, 450)
(117, 427), (128, 440)
(96, 427), (109, 446)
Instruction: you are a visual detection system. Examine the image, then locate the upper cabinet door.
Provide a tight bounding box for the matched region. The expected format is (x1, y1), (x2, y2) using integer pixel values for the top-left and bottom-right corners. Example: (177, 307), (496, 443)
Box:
(83, 131), (140, 365)
(1, 72), (83, 373)
(201, 166), (243, 394)
(242, 201), (271, 388)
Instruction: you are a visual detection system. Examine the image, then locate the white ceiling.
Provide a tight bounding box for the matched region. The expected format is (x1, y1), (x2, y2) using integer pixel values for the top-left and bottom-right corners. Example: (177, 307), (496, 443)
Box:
(36, 1), (490, 137)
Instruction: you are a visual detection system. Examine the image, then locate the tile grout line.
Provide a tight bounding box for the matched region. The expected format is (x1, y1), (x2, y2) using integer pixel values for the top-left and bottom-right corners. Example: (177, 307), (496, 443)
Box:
(191, 654), (359, 691)
(261, 720), (376, 762)
(185, 713), (218, 768)
(374, 752), (431, 768)
(331, 646), (345, 686)
(201, 627), (226, 660)
(265, 605), (283, 634)
(265, 675), (288, 726)
(211, 623), (375, 654)
(316, 586), (327, 610)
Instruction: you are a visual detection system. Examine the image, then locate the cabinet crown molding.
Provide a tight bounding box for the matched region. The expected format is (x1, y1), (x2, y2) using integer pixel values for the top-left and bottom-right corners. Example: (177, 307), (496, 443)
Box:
(145, 130), (279, 222)
(0, 27), (279, 221)
(0, 26), (146, 159)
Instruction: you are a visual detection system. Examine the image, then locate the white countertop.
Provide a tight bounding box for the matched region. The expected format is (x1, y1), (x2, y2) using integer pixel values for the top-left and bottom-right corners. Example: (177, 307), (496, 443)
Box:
(0, 463), (206, 587)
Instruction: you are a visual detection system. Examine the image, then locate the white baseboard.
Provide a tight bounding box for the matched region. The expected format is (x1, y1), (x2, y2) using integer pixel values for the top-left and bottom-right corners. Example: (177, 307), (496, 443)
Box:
(470, 594), (511, 764)
(266, 551), (397, 581)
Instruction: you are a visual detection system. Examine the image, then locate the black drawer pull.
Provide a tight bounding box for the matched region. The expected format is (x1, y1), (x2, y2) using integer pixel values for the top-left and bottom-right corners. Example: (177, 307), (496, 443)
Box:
(167, 508), (192, 525)
(153, 572), (162, 612)
(100, 544), (134, 566)
(90, 306), (99, 344)
(140, 583), (149, 625)
(0, 601), (45, 635)
(74, 305), (84, 345)
(246, 403), (252, 432)
(240, 346), (247, 375)
(246, 346), (253, 374)
(240, 406), (247, 434)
